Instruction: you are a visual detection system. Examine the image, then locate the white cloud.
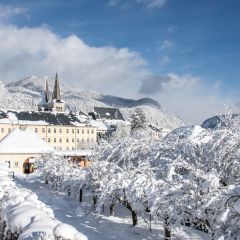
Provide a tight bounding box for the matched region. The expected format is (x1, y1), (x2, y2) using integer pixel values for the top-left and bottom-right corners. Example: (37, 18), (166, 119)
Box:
(157, 86), (238, 125)
(159, 55), (170, 65)
(109, 0), (167, 9)
(139, 73), (199, 95)
(162, 73), (199, 89)
(144, 0), (167, 9)
(0, 24), (147, 98)
(108, 0), (120, 6)
(0, 5), (27, 21)
(160, 40), (174, 50)
(139, 73), (238, 124)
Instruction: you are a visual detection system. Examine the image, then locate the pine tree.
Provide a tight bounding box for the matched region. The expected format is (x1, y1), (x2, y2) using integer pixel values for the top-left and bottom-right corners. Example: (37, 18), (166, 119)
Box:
(131, 108), (146, 132)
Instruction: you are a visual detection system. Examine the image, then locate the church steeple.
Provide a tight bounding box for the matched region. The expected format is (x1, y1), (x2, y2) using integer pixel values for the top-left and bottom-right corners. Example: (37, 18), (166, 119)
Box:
(44, 79), (50, 103)
(39, 73), (65, 112)
(52, 72), (61, 100)
(46, 72), (65, 112)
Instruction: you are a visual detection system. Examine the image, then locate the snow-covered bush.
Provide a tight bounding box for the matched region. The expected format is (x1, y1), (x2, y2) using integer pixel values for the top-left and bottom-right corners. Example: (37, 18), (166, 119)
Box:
(36, 153), (91, 201)
(0, 164), (87, 240)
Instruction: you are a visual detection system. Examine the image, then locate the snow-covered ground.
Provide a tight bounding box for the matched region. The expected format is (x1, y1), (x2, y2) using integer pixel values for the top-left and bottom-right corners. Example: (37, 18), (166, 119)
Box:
(0, 165), (86, 239)
(16, 173), (210, 240)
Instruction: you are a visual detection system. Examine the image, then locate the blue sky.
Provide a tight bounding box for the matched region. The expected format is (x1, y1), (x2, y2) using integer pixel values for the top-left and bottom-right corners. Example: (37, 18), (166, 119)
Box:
(0, 0), (239, 123)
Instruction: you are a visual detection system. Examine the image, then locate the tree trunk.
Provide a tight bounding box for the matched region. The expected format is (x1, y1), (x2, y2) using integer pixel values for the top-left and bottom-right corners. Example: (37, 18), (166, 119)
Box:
(149, 214), (152, 232)
(102, 204), (105, 214)
(131, 210), (138, 226)
(164, 217), (171, 240)
(93, 196), (97, 209)
(119, 197), (138, 227)
(45, 179), (48, 184)
(79, 189), (83, 202)
(110, 204), (115, 216)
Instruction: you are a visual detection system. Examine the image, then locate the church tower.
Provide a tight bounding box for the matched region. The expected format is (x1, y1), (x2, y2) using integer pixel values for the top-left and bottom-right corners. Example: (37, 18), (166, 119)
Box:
(38, 79), (50, 111)
(45, 79), (50, 103)
(52, 72), (61, 100)
(47, 73), (65, 112)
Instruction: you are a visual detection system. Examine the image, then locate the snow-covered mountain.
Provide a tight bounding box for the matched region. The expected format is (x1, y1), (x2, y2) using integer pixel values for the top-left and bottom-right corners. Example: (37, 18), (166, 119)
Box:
(2, 75), (183, 129)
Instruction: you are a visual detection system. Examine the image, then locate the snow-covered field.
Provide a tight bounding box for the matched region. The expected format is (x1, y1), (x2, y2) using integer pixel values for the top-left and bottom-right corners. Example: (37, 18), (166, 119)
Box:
(15, 173), (209, 240)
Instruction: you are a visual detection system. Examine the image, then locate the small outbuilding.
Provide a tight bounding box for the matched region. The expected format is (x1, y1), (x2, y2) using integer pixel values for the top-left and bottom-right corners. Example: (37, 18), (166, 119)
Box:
(0, 128), (53, 173)
(56, 150), (92, 168)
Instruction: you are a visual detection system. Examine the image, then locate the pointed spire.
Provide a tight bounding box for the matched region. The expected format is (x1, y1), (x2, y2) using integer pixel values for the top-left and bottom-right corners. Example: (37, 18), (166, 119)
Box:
(52, 72), (61, 100)
(44, 79), (50, 103)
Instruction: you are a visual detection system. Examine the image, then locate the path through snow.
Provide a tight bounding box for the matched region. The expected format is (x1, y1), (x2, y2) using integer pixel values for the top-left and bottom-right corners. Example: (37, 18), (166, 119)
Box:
(15, 173), (210, 240)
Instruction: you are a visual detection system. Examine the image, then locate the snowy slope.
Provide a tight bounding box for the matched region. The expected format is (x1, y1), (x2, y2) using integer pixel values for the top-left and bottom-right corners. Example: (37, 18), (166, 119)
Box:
(164, 125), (213, 144)
(2, 75), (184, 129)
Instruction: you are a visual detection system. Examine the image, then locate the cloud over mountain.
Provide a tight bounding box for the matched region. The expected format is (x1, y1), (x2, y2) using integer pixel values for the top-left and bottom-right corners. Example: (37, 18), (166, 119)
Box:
(0, 23), (148, 98)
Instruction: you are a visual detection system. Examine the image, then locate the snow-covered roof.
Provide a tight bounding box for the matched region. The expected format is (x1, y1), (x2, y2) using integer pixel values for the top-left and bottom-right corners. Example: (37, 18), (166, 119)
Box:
(0, 109), (96, 127)
(90, 120), (109, 131)
(0, 128), (54, 154)
(56, 150), (92, 157)
(89, 107), (125, 121)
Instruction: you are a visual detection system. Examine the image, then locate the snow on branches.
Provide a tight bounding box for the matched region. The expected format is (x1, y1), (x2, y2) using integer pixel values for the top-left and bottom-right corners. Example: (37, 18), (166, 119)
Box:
(36, 113), (240, 239)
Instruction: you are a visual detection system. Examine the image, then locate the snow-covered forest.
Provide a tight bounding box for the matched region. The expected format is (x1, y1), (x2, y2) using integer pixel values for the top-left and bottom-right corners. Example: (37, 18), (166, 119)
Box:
(29, 112), (240, 240)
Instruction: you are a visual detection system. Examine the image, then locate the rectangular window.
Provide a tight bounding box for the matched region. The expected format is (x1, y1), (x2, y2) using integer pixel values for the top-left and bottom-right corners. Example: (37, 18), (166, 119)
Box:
(66, 138), (69, 143)
(82, 138), (84, 142)
(72, 129), (74, 134)
(8, 128), (11, 133)
(91, 129), (94, 134)
(59, 147), (62, 150)
(87, 138), (89, 142)
(42, 138), (45, 141)
(72, 147), (75, 150)
(77, 129), (79, 134)
(42, 128), (45, 133)
(35, 128), (38, 133)
(77, 138), (79, 143)
(66, 147), (69, 150)
(1, 128), (4, 133)
(54, 128), (56, 133)
(54, 138), (56, 143)
(87, 129), (89, 134)
(82, 129), (84, 134)
(59, 138), (62, 143)
(59, 129), (62, 133)
(48, 128), (51, 133)
(72, 138), (74, 143)
(66, 129), (69, 133)
(48, 138), (51, 143)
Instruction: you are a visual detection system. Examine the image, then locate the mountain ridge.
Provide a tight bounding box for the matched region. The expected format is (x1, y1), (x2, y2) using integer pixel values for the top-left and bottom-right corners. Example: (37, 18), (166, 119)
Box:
(3, 75), (184, 129)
